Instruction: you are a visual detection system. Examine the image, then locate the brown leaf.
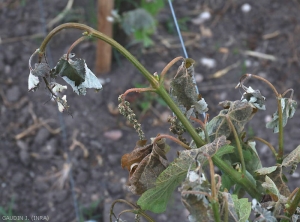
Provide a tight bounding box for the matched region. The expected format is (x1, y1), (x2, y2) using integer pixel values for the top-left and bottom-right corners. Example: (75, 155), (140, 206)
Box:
(121, 139), (169, 195)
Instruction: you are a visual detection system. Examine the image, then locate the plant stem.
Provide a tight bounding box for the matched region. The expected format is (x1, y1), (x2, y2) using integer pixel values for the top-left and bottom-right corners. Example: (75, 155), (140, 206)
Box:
(277, 96), (284, 163)
(154, 134), (191, 150)
(251, 136), (277, 158)
(66, 36), (86, 60)
(226, 117), (246, 173)
(285, 187), (300, 218)
(211, 200), (221, 222)
(212, 155), (262, 200)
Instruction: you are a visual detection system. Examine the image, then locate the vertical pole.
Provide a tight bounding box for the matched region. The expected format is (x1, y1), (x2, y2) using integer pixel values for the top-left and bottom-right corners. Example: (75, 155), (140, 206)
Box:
(95, 0), (114, 74)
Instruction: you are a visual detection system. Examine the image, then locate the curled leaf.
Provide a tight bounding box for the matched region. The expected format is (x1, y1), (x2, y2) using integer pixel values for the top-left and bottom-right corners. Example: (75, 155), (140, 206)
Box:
(266, 98), (297, 133)
(262, 176), (280, 198)
(50, 82), (67, 94)
(31, 63), (50, 77)
(28, 71), (40, 92)
(121, 139), (169, 195)
(241, 86), (266, 110)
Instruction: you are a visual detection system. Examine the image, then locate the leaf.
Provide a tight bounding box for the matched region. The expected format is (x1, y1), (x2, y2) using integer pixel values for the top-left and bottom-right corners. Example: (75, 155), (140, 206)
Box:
(255, 166), (278, 175)
(231, 194), (251, 222)
(28, 71), (40, 92)
(31, 63), (50, 77)
(137, 136), (228, 213)
(141, 0), (164, 15)
(121, 139), (169, 195)
(52, 55), (102, 95)
(221, 192), (239, 222)
(241, 86), (266, 110)
(262, 176), (280, 198)
(121, 8), (155, 36)
(282, 145), (300, 167)
(170, 58), (208, 119)
(205, 100), (255, 141)
(268, 166), (290, 197)
(253, 204), (277, 222)
(266, 98), (297, 133)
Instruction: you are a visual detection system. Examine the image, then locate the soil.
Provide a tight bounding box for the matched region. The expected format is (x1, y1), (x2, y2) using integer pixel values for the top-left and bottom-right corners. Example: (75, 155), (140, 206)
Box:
(1, 0), (300, 222)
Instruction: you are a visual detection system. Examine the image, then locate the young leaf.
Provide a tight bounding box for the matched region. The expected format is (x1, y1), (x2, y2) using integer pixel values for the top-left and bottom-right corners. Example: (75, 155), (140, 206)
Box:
(121, 139), (169, 195)
(232, 194), (252, 222)
(266, 98), (297, 133)
(282, 145), (300, 167)
(137, 136), (228, 213)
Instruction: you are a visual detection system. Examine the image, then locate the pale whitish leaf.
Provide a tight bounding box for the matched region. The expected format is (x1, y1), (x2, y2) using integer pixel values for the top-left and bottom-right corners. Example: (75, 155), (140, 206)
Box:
(282, 145), (300, 167)
(137, 136), (228, 213)
(31, 63), (50, 77)
(56, 95), (68, 112)
(241, 86), (266, 110)
(262, 176), (280, 198)
(255, 166), (278, 175)
(50, 82), (67, 94)
(62, 61), (102, 95)
(231, 194), (251, 222)
(221, 192), (239, 222)
(253, 205), (277, 222)
(28, 71), (40, 91)
(266, 98), (297, 133)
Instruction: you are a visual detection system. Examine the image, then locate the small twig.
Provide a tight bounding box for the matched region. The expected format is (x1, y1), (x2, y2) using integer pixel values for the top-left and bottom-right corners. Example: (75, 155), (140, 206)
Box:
(282, 88), (294, 98)
(208, 61), (240, 79)
(153, 134), (191, 150)
(287, 187), (299, 203)
(66, 36), (86, 60)
(120, 87), (155, 104)
(262, 30), (281, 40)
(243, 50), (277, 61)
(69, 129), (89, 158)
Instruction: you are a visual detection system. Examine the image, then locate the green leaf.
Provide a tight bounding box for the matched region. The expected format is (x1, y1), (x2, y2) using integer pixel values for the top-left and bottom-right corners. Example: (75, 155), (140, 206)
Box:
(137, 136), (228, 213)
(266, 98), (297, 133)
(282, 145), (300, 167)
(221, 174), (235, 191)
(232, 194), (251, 222)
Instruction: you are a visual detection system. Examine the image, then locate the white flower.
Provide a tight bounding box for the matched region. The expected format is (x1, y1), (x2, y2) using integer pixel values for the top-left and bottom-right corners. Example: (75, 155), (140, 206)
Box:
(28, 71), (40, 91)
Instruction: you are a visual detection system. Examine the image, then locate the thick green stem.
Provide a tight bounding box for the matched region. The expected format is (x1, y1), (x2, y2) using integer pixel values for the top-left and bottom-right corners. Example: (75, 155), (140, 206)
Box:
(212, 155), (262, 200)
(211, 200), (221, 222)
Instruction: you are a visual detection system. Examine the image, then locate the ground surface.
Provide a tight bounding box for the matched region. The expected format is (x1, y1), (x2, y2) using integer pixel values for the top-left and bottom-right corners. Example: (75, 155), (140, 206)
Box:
(0, 0), (300, 222)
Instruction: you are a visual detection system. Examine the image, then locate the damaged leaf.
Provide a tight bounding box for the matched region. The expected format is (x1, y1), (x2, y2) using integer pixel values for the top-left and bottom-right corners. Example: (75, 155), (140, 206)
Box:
(205, 100), (255, 141)
(231, 194), (251, 222)
(28, 72), (40, 92)
(241, 86), (266, 110)
(51, 54), (102, 95)
(137, 136), (229, 213)
(121, 139), (169, 195)
(262, 176), (280, 198)
(170, 58), (208, 119)
(255, 166), (278, 176)
(28, 63), (50, 91)
(282, 145), (300, 167)
(266, 98), (297, 133)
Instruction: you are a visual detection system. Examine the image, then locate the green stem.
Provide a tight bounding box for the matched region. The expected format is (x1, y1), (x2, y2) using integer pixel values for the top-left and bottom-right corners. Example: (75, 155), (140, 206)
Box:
(212, 155), (262, 200)
(277, 96), (284, 163)
(226, 117), (246, 174)
(211, 200), (221, 222)
(285, 187), (300, 219)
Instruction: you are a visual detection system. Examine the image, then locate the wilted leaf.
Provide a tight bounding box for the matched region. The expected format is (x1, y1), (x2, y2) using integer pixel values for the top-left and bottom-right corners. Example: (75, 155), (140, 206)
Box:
(262, 176), (280, 198)
(231, 194), (251, 222)
(56, 95), (68, 112)
(255, 166), (278, 175)
(51, 54), (102, 95)
(121, 139), (169, 195)
(266, 98), (297, 133)
(268, 166), (290, 197)
(204, 101), (255, 141)
(28, 71), (40, 92)
(181, 173), (213, 222)
(241, 86), (266, 110)
(31, 63), (50, 77)
(282, 145), (300, 167)
(170, 58), (208, 119)
(137, 136), (228, 213)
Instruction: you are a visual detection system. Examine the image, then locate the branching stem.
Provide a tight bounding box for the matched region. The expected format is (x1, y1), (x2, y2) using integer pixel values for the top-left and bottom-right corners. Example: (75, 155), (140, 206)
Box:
(251, 136), (277, 158)
(66, 36), (87, 60)
(153, 134), (190, 150)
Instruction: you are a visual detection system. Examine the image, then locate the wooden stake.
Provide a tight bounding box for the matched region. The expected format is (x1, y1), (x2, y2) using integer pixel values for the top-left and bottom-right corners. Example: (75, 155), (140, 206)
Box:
(95, 0), (114, 74)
